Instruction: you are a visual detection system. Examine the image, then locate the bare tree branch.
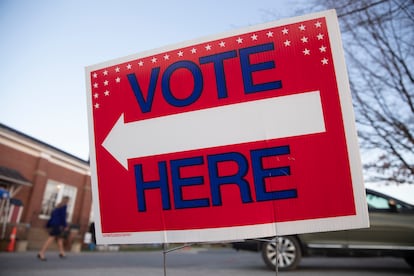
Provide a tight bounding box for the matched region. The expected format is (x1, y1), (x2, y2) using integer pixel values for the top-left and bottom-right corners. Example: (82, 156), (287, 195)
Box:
(313, 0), (414, 183)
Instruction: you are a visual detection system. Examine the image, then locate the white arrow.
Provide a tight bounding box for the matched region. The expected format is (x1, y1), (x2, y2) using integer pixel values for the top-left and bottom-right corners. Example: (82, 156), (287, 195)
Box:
(102, 91), (326, 169)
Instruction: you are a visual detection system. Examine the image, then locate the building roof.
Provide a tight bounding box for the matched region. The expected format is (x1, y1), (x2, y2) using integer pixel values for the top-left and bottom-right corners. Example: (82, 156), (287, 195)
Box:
(0, 123), (89, 165)
(0, 166), (32, 187)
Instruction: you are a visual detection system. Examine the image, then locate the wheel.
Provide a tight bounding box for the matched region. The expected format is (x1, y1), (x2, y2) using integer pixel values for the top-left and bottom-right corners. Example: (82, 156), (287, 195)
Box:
(261, 236), (302, 271)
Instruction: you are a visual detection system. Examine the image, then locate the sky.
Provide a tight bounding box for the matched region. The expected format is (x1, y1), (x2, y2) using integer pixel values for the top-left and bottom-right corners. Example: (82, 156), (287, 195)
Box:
(0, 0), (306, 161)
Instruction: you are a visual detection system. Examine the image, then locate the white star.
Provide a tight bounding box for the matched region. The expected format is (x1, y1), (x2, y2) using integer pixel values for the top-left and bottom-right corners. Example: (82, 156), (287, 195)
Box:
(177, 51), (184, 57)
(219, 41), (226, 47)
(251, 34), (258, 41)
(115, 67), (120, 73)
(93, 93), (99, 99)
(138, 60), (144, 67)
(151, 57), (157, 63)
(191, 48), (197, 54)
(94, 103), (100, 109)
(303, 48), (311, 55)
(319, 45), (327, 52)
(116, 77), (121, 83)
(164, 54), (170, 60)
(93, 82), (98, 89)
(103, 80), (109, 86)
(321, 58), (329, 65)
(315, 21), (322, 28)
(301, 36), (308, 43)
(205, 44), (212, 51)
(299, 24), (306, 31)
(104, 90), (110, 96)
(317, 33), (324, 40)
(236, 37), (243, 44)
(103, 70), (108, 76)
(284, 40), (291, 47)
(282, 28), (289, 35)
(92, 72), (98, 78)
(266, 31), (273, 38)
(126, 64), (132, 70)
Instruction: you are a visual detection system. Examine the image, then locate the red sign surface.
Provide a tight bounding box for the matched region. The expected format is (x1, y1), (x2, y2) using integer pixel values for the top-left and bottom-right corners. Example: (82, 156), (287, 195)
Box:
(86, 10), (369, 244)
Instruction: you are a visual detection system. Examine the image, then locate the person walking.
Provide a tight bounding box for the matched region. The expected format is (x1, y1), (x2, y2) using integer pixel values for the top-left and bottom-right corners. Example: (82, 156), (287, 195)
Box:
(37, 196), (70, 261)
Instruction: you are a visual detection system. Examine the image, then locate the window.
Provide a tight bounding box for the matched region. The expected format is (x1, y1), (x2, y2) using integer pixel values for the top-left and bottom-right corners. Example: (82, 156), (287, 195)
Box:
(366, 192), (402, 212)
(366, 193), (389, 210)
(39, 180), (77, 222)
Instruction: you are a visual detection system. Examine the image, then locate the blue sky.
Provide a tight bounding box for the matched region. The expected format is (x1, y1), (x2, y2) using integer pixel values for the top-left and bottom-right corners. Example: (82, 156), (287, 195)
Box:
(0, 0), (307, 160)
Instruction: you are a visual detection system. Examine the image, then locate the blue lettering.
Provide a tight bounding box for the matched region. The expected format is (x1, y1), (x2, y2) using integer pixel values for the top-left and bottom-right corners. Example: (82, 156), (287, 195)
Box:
(127, 68), (160, 113)
(161, 61), (203, 107)
(207, 152), (253, 206)
(127, 43), (283, 113)
(250, 146), (297, 201)
(134, 162), (171, 212)
(134, 146), (296, 212)
(199, 50), (237, 99)
(239, 43), (282, 94)
(171, 157), (209, 209)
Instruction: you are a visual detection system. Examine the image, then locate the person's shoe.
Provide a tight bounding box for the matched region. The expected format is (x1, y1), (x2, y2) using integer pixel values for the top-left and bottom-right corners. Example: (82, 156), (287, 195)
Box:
(37, 253), (47, 261)
(59, 253), (66, 259)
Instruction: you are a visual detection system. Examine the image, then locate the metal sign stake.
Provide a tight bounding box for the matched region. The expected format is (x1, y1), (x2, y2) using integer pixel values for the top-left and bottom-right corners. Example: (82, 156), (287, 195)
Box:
(163, 243), (167, 276)
(163, 243), (194, 276)
(275, 236), (279, 276)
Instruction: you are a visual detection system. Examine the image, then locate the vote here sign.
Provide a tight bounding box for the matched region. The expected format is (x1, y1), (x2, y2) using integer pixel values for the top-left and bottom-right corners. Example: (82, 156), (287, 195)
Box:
(85, 10), (369, 245)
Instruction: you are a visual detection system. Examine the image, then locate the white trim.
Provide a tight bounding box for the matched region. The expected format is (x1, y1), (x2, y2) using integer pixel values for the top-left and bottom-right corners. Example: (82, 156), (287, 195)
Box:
(348, 244), (414, 250)
(307, 244), (345, 249)
(96, 214), (370, 245)
(308, 243), (414, 251)
(0, 131), (90, 175)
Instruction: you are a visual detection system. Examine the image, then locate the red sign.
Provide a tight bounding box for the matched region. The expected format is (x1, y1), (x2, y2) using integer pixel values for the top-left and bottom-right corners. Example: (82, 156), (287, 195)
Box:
(86, 10), (369, 244)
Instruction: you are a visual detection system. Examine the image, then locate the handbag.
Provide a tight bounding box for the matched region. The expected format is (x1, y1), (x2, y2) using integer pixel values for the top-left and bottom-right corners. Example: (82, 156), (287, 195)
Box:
(60, 228), (70, 239)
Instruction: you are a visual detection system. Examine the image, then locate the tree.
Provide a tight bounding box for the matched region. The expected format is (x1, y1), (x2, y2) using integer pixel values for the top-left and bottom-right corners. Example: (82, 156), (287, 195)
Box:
(309, 0), (413, 183)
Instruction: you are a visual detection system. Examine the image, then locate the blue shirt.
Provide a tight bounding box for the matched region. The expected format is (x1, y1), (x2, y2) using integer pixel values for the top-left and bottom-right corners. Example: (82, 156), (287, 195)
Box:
(47, 205), (67, 228)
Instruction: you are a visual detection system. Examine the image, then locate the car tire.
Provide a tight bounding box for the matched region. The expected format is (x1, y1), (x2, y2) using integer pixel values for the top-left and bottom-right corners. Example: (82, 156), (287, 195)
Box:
(261, 236), (302, 271)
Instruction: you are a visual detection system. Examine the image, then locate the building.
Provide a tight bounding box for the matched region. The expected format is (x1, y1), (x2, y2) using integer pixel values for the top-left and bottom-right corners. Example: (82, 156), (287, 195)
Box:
(0, 123), (92, 251)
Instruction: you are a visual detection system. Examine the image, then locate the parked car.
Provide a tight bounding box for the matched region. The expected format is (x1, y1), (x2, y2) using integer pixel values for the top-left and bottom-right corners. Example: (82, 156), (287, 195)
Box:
(232, 188), (414, 271)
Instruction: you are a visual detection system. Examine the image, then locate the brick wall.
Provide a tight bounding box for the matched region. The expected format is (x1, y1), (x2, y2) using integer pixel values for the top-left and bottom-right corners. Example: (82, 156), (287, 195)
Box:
(0, 125), (92, 250)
